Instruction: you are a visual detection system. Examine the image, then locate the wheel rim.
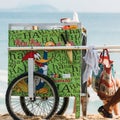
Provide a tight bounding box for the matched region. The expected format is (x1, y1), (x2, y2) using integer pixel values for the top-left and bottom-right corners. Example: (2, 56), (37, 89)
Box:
(6, 73), (59, 120)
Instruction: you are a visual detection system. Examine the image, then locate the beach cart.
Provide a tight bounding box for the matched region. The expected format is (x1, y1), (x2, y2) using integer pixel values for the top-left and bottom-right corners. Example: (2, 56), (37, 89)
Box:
(6, 23), (87, 120)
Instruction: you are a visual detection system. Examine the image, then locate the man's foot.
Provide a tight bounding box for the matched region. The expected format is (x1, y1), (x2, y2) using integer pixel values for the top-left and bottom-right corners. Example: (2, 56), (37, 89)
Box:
(98, 106), (113, 118)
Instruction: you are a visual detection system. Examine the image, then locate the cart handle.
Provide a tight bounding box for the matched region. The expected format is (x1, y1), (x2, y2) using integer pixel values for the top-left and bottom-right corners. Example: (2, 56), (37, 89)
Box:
(8, 45), (120, 52)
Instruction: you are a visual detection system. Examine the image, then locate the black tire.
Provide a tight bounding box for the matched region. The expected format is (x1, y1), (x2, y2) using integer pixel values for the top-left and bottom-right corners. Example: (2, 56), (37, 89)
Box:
(20, 97), (69, 116)
(56, 97), (69, 115)
(6, 72), (59, 120)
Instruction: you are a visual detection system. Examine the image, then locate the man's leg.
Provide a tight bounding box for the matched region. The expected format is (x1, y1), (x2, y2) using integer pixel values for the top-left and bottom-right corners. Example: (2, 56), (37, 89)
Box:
(98, 88), (120, 118)
(113, 103), (120, 115)
(104, 88), (120, 113)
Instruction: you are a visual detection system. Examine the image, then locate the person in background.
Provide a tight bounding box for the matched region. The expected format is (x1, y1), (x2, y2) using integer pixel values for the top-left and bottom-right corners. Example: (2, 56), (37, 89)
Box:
(98, 87), (120, 118)
(87, 76), (120, 118)
(87, 48), (120, 116)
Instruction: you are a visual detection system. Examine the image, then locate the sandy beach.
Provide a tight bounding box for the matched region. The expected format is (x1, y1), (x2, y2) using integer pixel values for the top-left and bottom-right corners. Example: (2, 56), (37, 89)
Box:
(0, 114), (120, 120)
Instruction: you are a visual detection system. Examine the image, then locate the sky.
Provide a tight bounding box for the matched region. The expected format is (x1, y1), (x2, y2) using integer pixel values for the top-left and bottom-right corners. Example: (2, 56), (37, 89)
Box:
(0, 0), (120, 13)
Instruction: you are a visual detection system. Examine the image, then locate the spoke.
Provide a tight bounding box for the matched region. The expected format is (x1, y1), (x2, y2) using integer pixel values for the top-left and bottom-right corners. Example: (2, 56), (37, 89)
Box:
(6, 73), (58, 119)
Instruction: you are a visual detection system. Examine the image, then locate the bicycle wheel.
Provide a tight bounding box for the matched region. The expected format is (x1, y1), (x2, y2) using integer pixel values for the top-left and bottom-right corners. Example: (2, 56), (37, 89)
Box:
(6, 72), (59, 120)
(56, 97), (69, 115)
(20, 96), (69, 116)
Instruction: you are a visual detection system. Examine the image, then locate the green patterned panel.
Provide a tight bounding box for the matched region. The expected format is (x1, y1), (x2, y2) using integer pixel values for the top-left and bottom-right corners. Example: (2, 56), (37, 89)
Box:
(8, 29), (82, 96)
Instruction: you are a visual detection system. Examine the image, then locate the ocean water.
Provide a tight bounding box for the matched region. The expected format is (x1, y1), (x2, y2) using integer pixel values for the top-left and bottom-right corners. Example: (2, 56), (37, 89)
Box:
(1, 12), (120, 115)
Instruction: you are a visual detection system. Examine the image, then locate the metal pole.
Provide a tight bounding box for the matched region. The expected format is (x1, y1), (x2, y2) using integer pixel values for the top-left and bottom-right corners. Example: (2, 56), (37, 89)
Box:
(28, 58), (35, 100)
(28, 25), (38, 100)
(8, 45), (120, 51)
